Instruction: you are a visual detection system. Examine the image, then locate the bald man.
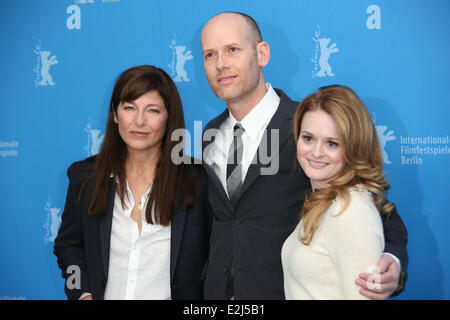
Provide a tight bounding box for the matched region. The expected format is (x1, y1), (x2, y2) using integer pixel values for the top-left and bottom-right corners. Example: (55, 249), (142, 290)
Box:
(200, 12), (408, 300)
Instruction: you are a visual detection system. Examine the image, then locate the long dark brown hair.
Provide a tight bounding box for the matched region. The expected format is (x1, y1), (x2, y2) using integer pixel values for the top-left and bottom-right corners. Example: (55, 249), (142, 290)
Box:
(81, 65), (196, 226)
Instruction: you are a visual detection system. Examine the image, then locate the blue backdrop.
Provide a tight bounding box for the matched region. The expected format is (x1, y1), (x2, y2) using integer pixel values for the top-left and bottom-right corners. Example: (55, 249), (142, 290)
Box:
(1, 0), (449, 300)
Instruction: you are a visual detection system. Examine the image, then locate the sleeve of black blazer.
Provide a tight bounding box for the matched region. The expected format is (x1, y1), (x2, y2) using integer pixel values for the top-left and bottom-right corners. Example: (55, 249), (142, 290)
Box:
(381, 204), (408, 295)
(53, 164), (91, 300)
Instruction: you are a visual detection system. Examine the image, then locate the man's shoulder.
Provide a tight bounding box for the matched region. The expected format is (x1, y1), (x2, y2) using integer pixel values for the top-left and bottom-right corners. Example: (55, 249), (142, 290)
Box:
(274, 88), (299, 106)
(270, 88), (300, 123)
(204, 108), (229, 131)
(203, 88), (299, 130)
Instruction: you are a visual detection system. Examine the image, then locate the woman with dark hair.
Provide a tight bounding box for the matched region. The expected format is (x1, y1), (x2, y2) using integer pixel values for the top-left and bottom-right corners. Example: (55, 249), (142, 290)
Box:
(282, 85), (394, 299)
(54, 65), (210, 300)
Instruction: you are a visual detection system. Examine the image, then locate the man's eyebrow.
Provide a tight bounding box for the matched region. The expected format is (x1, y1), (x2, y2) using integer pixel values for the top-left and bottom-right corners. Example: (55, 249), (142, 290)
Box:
(201, 48), (213, 54)
(202, 43), (242, 53)
(224, 42), (242, 47)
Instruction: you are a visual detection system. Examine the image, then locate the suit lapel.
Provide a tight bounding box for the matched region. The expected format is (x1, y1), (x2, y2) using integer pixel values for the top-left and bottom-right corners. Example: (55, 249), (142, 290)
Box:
(170, 206), (186, 281)
(238, 89), (296, 200)
(99, 178), (115, 279)
(202, 108), (230, 199)
(202, 90), (297, 208)
(202, 108), (229, 151)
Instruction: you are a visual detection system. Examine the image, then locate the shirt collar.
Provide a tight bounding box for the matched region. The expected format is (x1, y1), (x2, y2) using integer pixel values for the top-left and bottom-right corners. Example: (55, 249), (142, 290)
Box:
(226, 83), (280, 141)
(110, 174), (152, 199)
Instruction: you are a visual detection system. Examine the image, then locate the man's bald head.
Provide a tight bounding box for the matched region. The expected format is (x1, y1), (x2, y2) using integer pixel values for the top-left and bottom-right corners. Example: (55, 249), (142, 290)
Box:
(202, 12), (262, 46)
(200, 11), (270, 112)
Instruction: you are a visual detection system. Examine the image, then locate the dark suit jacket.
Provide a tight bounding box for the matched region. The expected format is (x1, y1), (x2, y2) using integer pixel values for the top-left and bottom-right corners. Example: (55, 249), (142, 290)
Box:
(54, 157), (211, 300)
(202, 88), (408, 299)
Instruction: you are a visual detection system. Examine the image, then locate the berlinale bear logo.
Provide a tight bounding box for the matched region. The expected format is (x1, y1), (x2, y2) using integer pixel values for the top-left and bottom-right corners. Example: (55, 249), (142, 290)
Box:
(43, 197), (62, 243)
(33, 40), (58, 87)
(311, 25), (339, 79)
(169, 34), (194, 82)
(85, 118), (105, 156)
(373, 113), (396, 165)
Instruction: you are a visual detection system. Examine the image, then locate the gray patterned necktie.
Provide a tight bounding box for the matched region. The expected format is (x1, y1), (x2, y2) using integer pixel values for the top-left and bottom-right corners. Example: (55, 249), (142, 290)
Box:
(226, 123), (244, 200)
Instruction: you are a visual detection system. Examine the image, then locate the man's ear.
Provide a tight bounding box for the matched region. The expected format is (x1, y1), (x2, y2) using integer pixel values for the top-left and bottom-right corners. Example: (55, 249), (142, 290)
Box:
(257, 41), (270, 67)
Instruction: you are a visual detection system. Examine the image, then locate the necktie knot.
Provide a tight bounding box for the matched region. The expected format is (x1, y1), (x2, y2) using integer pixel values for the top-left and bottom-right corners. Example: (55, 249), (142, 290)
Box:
(233, 123), (244, 136)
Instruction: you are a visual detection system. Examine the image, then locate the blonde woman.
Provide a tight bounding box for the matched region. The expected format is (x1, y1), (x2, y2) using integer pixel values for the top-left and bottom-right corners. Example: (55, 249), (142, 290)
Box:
(282, 85), (400, 299)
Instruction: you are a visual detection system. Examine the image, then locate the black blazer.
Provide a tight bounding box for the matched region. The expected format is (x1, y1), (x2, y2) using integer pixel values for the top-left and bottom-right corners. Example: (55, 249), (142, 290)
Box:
(202, 89), (408, 299)
(54, 157), (211, 300)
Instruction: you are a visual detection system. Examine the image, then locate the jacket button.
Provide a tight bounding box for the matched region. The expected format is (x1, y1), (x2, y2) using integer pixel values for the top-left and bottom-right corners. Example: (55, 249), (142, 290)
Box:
(223, 265), (229, 273)
(235, 217), (242, 225)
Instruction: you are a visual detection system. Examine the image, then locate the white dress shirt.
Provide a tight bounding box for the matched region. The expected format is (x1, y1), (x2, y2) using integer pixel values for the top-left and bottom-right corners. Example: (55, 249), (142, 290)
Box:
(204, 83), (280, 197)
(103, 181), (171, 300)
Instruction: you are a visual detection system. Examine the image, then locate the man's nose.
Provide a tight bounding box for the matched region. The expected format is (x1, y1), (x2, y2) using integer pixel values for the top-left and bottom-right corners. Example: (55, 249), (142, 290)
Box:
(216, 52), (230, 70)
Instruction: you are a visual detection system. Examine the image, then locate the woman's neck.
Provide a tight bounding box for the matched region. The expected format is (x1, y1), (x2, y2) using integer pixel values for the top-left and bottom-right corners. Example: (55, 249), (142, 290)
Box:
(125, 148), (160, 183)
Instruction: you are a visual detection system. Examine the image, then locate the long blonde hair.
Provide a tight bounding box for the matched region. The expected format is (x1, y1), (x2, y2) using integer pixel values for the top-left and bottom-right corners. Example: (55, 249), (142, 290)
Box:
(293, 85), (393, 245)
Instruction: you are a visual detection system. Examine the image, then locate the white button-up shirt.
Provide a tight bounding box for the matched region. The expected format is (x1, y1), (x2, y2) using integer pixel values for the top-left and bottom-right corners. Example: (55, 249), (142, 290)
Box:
(103, 181), (171, 300)
(204, 83), (280, 197)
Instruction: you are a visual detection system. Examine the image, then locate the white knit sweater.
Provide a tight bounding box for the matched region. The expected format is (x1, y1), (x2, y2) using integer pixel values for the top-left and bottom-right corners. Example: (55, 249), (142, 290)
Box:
(281, 188), (385, 300)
